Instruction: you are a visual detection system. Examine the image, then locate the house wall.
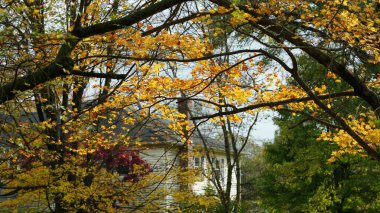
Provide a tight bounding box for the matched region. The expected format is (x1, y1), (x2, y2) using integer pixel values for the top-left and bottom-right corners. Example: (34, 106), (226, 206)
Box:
(140, 147), (238, 201)
(139, 146), (180, 210)
(192, 152), (238, 199)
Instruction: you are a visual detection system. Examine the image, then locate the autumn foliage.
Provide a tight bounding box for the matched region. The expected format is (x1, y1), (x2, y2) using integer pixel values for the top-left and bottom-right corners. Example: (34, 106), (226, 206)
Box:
(0, 0), (379, 211)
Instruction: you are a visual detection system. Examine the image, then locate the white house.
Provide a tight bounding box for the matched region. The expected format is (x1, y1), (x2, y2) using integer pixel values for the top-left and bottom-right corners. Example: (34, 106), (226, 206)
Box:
(128, 100), (239, 210)
(137, 136), (239, 210)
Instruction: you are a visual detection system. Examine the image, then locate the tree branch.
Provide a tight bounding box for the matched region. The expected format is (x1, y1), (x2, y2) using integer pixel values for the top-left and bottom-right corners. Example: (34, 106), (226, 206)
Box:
(72, 0), (189, 38)
(210, 0), (380, 117)
(191, 91), (356, 120)
(0, 0), (188, 104)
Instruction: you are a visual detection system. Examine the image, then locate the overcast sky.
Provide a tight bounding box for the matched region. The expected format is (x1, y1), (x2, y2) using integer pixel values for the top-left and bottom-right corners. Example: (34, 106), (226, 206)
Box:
(251, 111), (278, 144)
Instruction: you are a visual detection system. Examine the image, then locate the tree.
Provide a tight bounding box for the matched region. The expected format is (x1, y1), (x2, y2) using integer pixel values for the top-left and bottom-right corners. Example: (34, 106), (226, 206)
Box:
(242, 54), (380, 212)
(191, 107), (257, 213)
(1, 0), (380, 211)
(0, 1), (199, 210)
(243, 112), (380, 212)
(2, 0), (380, 162)
(194, 0), (380, 162)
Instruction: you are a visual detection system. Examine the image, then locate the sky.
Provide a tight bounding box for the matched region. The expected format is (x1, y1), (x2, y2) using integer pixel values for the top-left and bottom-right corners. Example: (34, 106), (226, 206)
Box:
(251, 110), (278, 144)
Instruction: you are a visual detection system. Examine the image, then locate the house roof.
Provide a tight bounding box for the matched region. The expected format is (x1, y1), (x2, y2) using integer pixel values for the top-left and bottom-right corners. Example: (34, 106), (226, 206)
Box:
(0, 106), (228, 152)
(190, 132), (225, 151)
(107, 109), (227, 151)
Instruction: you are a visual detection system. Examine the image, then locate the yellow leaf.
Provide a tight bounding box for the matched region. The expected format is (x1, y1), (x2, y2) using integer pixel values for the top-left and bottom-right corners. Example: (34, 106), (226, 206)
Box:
(73, 65), (80, 71)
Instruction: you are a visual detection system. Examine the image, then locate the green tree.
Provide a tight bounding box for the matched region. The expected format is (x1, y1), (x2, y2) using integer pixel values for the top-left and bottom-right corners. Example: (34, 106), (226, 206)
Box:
(246, 113), (380, 212)
(242, 54), (380, 212)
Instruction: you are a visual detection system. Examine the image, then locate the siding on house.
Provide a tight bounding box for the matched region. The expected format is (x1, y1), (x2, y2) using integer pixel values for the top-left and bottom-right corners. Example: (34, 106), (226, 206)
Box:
(139, 146), (180, 210)
(192, 152), (238, 199)
(132, 99), (239, 207)
(140, 146), (238, 201)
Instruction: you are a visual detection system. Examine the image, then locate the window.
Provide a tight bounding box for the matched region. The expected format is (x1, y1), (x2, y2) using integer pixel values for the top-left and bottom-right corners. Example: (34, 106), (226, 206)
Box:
(211, 158), (225, 184)
(194, 157), (201, 168)
(214, 158), (221, 183)
(194, 156), (206, 180)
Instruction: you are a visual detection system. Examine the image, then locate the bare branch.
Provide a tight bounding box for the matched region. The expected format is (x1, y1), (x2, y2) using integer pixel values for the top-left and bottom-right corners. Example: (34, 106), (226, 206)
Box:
(191, 91), (356, 120)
